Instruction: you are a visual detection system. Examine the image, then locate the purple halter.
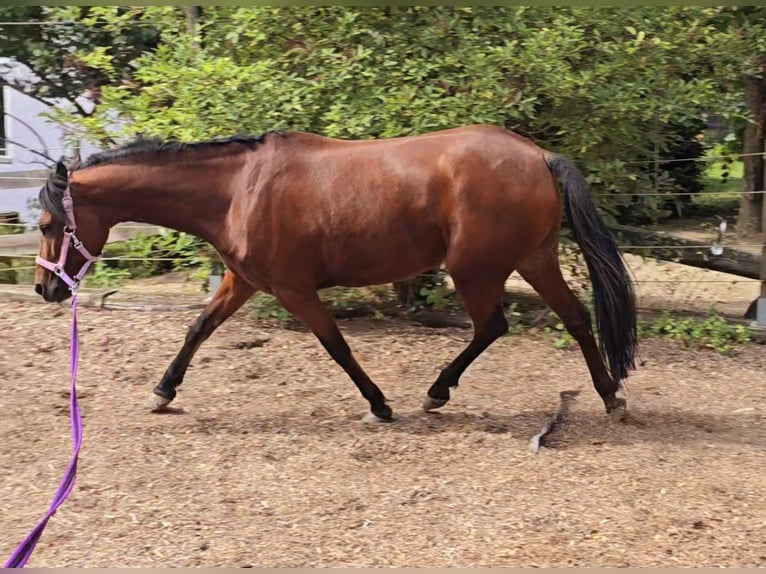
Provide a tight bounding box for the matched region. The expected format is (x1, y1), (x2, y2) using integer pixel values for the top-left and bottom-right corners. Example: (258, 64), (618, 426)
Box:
(35, 175), (101, 292)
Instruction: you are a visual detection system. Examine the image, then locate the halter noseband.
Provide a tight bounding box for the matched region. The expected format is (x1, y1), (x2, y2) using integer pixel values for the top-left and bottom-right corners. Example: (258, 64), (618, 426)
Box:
(35, 174), (101, 293)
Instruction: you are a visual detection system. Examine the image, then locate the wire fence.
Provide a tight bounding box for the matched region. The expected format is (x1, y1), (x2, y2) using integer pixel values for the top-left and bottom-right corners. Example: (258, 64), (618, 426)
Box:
(2, 175), (765, 199)
(2, 173), (765, 203)
(0, 21), (763, 324)
(1, 247), (761, 322)
(1, 132), (763, 319)
(2, 262), (759, 286)
(1, 150), (765, 177)
(0, 255), (760, 285)
(1, 221), (762, 254)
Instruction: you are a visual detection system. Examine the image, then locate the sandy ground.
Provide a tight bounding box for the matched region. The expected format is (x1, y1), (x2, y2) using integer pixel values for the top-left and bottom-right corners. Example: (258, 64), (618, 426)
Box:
(1, 297), (764, 567)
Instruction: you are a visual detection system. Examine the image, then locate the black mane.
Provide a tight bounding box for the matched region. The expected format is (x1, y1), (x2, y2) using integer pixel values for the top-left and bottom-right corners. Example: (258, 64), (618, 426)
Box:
(39, 130), (285, 224)
(78, 130), (286, 170)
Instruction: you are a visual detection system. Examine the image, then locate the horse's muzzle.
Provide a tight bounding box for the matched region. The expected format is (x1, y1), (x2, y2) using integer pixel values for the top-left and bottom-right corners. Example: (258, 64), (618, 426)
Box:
(34, 279), (71, 303)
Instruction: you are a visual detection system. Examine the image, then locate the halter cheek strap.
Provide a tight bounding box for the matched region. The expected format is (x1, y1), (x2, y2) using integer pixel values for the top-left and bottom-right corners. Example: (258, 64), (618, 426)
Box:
(35, 177), (101, 293)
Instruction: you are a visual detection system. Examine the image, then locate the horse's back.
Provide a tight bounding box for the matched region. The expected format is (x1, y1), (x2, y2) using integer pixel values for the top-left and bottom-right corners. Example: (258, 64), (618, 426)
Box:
(242, 125), (559, 287)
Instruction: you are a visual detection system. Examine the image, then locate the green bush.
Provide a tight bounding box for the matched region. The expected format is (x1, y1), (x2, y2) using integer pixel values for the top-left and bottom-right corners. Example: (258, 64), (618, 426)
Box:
(645, 311), (752, 354)
(83, 230), (216, 288)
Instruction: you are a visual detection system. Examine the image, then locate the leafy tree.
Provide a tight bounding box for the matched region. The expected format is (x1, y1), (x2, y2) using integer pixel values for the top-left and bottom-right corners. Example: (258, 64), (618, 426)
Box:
(0, 6), (163, 116)
(725, 6), (766, 235)
(42, 7), (756, 302)
(58, 7), (748, 216)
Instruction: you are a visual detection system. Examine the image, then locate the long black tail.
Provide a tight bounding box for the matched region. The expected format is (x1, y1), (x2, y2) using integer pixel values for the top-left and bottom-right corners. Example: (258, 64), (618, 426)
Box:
(545, 153), (638, 385)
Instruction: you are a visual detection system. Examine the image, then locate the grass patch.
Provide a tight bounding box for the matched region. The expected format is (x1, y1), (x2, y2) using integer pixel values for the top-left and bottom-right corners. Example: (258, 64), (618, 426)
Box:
(248, 285), (398, 322)
(641, 311), (752, 355)
(512, 307), (753, 357)
(685, 157), (743, 218)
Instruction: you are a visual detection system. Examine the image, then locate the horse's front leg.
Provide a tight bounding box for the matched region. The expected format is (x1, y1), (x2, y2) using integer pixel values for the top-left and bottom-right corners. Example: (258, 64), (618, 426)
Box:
(147, 269), (257, 410)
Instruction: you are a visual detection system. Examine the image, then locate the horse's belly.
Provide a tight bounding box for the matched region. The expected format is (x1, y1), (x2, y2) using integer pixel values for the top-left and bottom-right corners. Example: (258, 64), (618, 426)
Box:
(321, 234), (446, 287)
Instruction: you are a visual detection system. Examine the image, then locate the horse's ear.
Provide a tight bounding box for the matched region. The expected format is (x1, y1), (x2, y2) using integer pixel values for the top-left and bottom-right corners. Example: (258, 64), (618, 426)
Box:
(55, 160), (68, 181)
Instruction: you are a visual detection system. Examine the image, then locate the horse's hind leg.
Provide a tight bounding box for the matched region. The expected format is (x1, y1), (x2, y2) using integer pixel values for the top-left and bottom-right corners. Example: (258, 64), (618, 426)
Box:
(424, 272), (508, 411)
(517, 242), (625, 417)
(148, 269), (257, 410)
(273, 287), (392, 421)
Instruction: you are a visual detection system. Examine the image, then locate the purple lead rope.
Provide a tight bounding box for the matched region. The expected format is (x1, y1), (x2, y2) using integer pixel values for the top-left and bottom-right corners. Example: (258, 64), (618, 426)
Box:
(4, 295), (83, 568)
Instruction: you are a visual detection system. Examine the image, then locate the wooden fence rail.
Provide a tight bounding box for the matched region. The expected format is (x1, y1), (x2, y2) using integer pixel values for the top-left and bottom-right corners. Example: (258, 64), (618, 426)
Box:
(0, 223), (164, 257)
(610, 224), (761, 280)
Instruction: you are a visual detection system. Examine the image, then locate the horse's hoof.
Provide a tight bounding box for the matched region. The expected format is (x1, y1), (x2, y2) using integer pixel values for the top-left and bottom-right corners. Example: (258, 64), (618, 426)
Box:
(361, 411), (395, 424)
(423, 396), (449, 413)
(147, 392), (173, 411)
(605, 397), (627, 422)
(362, 403), (395, 423)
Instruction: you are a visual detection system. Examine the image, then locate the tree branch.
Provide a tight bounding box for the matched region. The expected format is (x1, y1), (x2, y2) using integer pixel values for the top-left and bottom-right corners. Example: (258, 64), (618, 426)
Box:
(4, 137), (57, 165)
(1, 76), (91, 118)
(3, 114), (53, 161)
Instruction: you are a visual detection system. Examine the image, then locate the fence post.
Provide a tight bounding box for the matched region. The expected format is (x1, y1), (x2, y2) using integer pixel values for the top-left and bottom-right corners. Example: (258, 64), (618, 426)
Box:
(207, 257), (224, 297)
(759, 157), (766, 326)
(186, 6), (199, 51)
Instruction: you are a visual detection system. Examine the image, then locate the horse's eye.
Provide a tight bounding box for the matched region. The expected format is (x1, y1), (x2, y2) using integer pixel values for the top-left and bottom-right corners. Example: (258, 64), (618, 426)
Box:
(39, 224), (51, 236)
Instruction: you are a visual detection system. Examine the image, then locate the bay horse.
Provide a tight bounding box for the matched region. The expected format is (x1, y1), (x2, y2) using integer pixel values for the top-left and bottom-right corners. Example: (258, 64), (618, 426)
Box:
(34, 125), (637, 422)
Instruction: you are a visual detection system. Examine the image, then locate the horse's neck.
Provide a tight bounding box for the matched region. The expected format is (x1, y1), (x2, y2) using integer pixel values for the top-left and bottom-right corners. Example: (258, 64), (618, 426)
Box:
(80, 162), (234, 245)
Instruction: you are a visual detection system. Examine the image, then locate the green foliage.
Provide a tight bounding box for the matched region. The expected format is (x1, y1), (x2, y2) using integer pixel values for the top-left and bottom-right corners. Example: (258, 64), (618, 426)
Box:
(416, 269), (451, 310)
(645, 311), (752, 354)
(531, 307), (752, 355)
(705, 149), (744, 182)
(17, 7), (763, 289)
(681, 146), (744, 217)
(54, 6), (752, 223)
(0, 217), (25, 284)
(82, 261), (132, 288)
(250, 285), (395, 322)
(0, 212), (24, 236)
(504, 303), (526, 336)
(249, 293), (292, 321)
(0, 258), (21, 284)
(0, 6), (163, 118)
(88, 230), (214, 285)
(0, 224), (23, 236)
(544, 317), (576, 350)
(319, 286), (393, 311)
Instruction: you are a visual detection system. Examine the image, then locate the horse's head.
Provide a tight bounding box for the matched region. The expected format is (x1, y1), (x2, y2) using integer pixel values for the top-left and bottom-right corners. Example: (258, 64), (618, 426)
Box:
(34, 160), (106, 303)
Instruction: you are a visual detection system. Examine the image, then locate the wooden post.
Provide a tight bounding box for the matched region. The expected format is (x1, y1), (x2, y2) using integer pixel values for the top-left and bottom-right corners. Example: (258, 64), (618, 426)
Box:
(759, 151), (766, 325)
(609, 224), (761, 279)
(186, 6), (199, 51)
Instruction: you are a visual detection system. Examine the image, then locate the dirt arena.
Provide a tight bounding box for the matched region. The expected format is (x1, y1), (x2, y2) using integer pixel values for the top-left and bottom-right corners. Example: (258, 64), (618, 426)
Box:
(1, 296), (765, 567)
